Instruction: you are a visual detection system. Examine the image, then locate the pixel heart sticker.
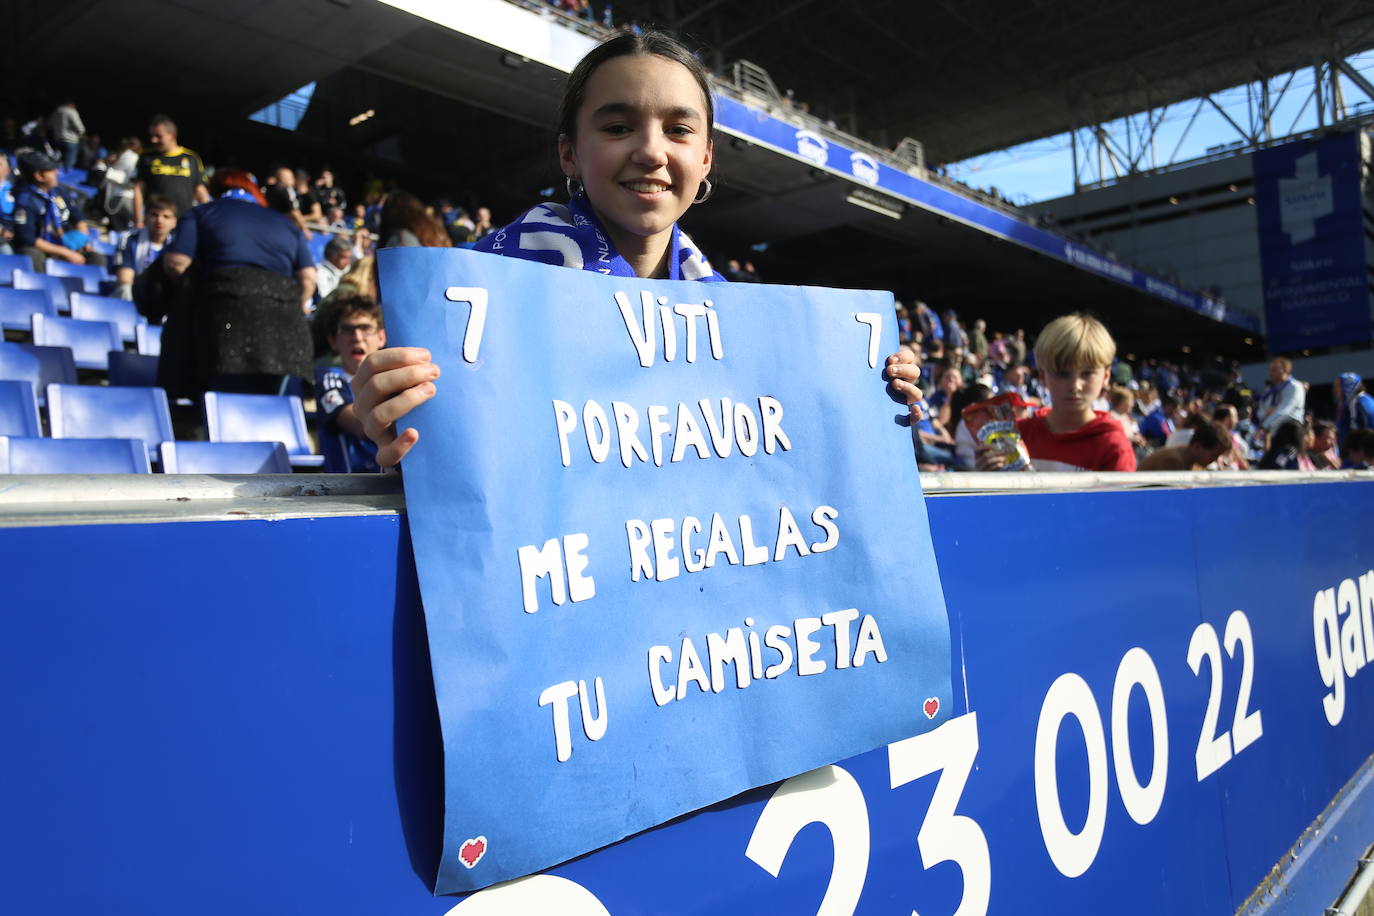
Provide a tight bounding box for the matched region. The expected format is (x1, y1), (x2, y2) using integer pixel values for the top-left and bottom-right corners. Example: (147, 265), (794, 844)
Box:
(459, 836), (488, 869)
(923, 697), (941, 719)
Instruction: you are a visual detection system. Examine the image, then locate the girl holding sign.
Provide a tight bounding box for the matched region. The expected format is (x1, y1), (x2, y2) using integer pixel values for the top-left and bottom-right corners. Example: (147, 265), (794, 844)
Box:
(353, 30), (922, 464)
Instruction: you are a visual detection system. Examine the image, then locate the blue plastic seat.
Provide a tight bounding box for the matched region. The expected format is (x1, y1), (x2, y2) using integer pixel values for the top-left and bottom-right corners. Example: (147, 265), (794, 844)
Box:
(107, 351), (160, 387)
(0, 380), (42, 437)
(308, 233), (330, 263)
(0, 254), (33, 285)
(203, 391), (324, 468)
(70, 292), (144, 343)
(135, 323), (162, 357)
(45, 261), (107, 294)
(90, 239), (117, 258)
(31, 314), (121, 370)
(13, 270), (83, 313)
(0, 343), (77, 406)
(47, 384), (173, 460)
(0, 288), (56, 332)
(158, 440), (292, 474)
(0, 436), (150, 473)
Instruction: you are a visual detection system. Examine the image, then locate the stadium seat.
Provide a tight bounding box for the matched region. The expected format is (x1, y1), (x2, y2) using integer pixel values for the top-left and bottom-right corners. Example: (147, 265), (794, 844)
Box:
(0, 380), (42, 437)
(0, 288), (56, 332)
(107, 351), (159, 387)
(47, 384), (174, 460)
(45, 260), (106, 294)
(0, 343), (77, 406)
(31, 314), (121, 370)
(135, 323), (162, 357)
(13, 270), (83, 313)
(158, 440), (292, 474)
(90, 239), (117, 258)
(71, 292), (144, 343)
(203, 391), (325, 468)
(0, 436), (150, 474)
(0, 254), (33, 285)
(308, 233), (330, 263)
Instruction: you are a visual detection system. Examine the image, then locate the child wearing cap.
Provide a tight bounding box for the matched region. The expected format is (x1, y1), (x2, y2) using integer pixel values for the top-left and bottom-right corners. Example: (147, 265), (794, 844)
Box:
(978, 313), (1136, 472)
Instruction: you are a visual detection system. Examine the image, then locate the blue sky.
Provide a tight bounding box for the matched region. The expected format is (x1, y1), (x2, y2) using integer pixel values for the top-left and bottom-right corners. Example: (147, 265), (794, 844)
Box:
(944, 50), (1374, 204)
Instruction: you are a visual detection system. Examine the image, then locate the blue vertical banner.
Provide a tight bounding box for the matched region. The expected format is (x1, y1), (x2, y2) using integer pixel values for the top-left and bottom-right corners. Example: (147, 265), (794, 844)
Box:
(1254, 131), (1372, 353)
(376, 248), (952, 895)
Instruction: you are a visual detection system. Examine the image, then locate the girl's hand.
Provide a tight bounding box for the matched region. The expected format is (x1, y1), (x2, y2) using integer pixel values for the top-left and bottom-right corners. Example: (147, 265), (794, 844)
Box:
(351, 347), (441, 467)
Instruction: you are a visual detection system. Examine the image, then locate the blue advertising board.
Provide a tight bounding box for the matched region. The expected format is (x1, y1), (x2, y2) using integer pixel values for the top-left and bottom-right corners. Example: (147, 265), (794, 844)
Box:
(711, 95), (1257, 333)
(1254, 131), (1372, 353)
(2, 478), (1373, 914)
(376, 248), (954, 893)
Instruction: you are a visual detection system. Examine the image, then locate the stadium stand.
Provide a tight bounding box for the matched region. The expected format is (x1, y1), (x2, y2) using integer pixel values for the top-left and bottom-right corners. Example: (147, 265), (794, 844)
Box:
(157, 440), (292, 474)
(31, 314), (120, 371)
(203, 392), (324, 468)
(0, 288), (55, 332)
(47, 383), (173, 461)
(0, 435), (150, 473)
(0, 380), (42, 437)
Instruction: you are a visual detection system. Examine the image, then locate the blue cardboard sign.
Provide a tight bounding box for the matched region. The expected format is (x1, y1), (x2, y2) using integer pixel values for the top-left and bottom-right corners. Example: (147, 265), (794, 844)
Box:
(1254, 131), (1373, 352)
(376, 247), (953, 894)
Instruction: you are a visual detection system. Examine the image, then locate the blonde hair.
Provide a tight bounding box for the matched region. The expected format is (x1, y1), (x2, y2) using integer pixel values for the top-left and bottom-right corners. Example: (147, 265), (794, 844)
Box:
(1034, 313), (1116, 374)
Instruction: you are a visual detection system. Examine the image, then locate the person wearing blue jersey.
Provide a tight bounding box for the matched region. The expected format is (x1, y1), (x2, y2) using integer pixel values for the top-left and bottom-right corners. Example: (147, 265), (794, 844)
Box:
(1335, 372), (1374, 451)
(315, 295), (385, 473)
(350, 30), (924, 466)
(161, 169), (316, 398)
(11, 151), (85, 270)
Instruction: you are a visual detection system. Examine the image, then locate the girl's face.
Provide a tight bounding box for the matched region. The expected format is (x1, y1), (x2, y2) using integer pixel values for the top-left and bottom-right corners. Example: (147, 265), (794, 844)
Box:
(560, 54), (713, 265)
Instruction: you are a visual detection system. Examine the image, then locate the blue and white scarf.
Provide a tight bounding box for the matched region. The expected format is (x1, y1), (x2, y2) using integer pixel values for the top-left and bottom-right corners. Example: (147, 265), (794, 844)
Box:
(473, 194), (723, 282)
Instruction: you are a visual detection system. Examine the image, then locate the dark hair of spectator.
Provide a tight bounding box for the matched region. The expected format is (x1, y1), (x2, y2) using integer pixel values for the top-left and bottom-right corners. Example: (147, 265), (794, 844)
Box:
(948, 383), (993, 436)
(1313, 419), (1336, 436)
(148, 114), (177, 134)
(1346, 428), (1374, 457)
(1212, 404), (1237, 422)
(209, 168), (267, 206)
(379, 190), (451, 248)
(1263, 420), (1305, 462)
(115, 137), (143, 156)
(557, 30), (714, 143)
(1192, 420), (1227, 451)
(146, 195), (178, 216)
(326, 294), (383, 337)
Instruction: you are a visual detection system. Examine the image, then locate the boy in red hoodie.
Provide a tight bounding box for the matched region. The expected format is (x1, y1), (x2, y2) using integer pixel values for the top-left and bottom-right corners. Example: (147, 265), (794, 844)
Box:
(979, 313), (1136, 472)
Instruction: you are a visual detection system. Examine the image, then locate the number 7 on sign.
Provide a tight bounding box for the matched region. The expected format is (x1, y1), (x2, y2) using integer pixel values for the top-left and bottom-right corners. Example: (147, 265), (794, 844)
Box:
(855, 313), (882, 369)
(445, 287), (489, 363)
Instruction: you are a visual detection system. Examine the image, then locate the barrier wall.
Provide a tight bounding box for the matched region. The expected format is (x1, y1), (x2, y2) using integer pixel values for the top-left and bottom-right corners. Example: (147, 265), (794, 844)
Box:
(2, 474), (1371, 915)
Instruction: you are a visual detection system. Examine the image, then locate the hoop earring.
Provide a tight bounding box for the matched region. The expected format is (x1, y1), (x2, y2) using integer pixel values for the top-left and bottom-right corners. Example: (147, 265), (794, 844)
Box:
(566, 177), (584, 199)
(694, 178), (714, 204)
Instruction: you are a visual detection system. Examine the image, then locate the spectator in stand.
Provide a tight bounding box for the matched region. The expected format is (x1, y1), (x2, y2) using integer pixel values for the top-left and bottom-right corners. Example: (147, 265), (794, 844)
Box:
(929, 364), (963, 431)
(1008, 328), (1027, 366)
(76, 133), (106, 172)
(1341, 429), (1374, 469)
(947, 346), (976, 386)
(988, 331), (1009, 369)
(315, 236), (352, 300)
(1155, 360), (1180, 397)
(1134, 381), (1159, 419)
(1309, 420), (1340, 470)
(11, 151), (84, 270)
(1213, 404), (1250, 470)
(99, 137), (143, 231)
(949, 382), (994, 469)
(47, 101), (85, 171)
(741, 261), (761, 282)
(914, 301), (942, 343)
(1335, 372), (1374, 449)
(1108, 386), (1146, 454)
(315, 294), (386, 473)
(895, 302), (911, 341)
(471, 206), (496, 242)
(160, 169), (315, 398)
(134, 115), (209, 228)
(0, 154), (16, 254)
(968, 318), (988, 362)
(1139, 395), (1178, 446)
(114, 194), (177, 300)
(295, 169), (324, 227)
(265, 164), (313, 238)
(943, 310), (966, 350)
(1257, 419), (1311, 471)
(315, 168), (346, 213)
(379, 190), (451, 248)
(1254, 357), (1305, 435)
(977, 313), (1135, 472)
(1137, 420), (1231, 471)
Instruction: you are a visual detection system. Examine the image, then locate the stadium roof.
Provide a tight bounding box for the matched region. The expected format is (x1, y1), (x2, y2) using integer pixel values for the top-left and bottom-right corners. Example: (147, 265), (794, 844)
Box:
(611, 0), (1374, 164)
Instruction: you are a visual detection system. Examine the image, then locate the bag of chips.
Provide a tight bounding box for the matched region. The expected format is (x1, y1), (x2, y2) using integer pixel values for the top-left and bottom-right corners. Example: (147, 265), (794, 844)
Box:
(961, 393), (1032, 471)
